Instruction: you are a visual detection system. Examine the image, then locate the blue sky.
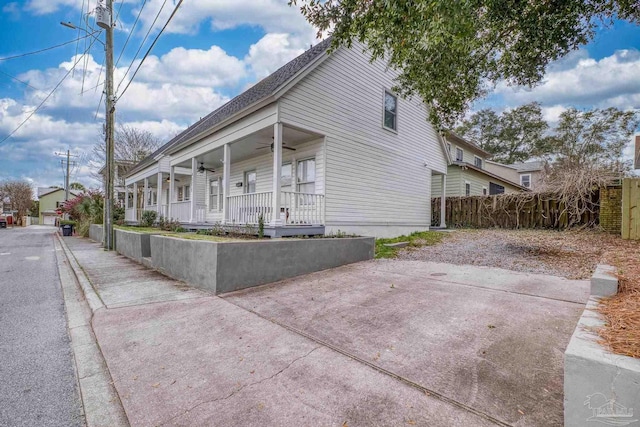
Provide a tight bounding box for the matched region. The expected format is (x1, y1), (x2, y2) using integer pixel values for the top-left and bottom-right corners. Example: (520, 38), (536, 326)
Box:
(0, 1), (639, 190)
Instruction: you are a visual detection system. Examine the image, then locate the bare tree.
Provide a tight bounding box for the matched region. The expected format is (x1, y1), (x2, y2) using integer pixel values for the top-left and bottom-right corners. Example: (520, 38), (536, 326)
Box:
(91, 125), (162, 180)
(0, 180), (34, 225)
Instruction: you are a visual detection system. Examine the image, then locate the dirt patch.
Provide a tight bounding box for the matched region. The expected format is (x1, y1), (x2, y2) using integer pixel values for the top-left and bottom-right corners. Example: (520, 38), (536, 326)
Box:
(397, 229), (620, 280)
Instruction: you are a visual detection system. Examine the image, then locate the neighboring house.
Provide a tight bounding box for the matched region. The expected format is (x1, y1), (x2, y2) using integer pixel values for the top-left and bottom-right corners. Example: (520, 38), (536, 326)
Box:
(485, 160), (544, 191)
(99, 160), (135, 207)
(37, 187), (79, 225)
(123, 39), (450, 237)
(432, 132), (527, 197)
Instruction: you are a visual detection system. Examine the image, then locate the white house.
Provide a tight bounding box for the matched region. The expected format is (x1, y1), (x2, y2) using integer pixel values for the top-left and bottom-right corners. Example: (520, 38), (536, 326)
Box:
(123, 40), (449, 238)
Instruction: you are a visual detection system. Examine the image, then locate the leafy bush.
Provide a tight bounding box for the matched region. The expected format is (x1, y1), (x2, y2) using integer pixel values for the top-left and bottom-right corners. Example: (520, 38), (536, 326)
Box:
(157, 215), (183, 232)
(113, 206), (125, 223)
(61, 190), (104, 237)
(140, 210), (157, 227)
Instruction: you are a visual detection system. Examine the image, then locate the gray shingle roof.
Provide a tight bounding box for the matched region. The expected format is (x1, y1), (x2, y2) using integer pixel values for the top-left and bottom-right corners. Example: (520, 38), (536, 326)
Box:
(126, 38), (332, 177)
(510, 161), (544, 172)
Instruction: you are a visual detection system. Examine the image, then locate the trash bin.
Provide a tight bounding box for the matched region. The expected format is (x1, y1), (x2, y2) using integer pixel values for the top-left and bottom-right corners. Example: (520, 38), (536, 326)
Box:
(62, 224), (73, 236)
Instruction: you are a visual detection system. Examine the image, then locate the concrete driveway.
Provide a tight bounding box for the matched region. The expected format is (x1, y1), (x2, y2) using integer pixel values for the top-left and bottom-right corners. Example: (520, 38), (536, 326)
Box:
(85, 233), (589, 427)
(223, 260), (589, 426)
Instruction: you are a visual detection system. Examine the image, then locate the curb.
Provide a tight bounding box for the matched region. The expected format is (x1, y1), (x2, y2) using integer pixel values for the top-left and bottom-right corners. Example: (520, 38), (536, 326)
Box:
(564, 264), (640, 427)
(54, 233), (129, 427)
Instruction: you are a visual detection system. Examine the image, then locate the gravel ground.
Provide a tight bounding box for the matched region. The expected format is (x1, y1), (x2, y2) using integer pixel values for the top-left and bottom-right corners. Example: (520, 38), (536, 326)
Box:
(397, 229), (623, 280)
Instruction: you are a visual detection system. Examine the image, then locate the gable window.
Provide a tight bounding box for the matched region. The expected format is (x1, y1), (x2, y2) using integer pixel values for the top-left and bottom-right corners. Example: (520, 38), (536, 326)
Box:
(383, 90), (397, 131)
(465, 181), (471, 196)
(456, 148), (464, 162)
(474, 156), (483, 169)
(297, 158), (316, 194)
(245, 171), (256, 194)
(520, 174), (531, 188)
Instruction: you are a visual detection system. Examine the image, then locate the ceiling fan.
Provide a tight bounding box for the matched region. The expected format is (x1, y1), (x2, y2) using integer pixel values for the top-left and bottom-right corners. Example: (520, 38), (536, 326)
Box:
(256, 142), (296, 152)
(165, 176), (180, 182)
(197, 162), (216, 173)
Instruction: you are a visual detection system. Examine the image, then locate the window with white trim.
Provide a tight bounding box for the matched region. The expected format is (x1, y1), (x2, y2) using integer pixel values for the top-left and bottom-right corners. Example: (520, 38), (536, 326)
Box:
(209, 178), (221, 211)
(520, 174), (531, 188)
(465, 181), (471, 196)
(177, 186), (184, 202)
(297, 158), (316, 194)
(281, 163), (292, 191)
(244, 171), (256, 193)
(456, 148), (464, 162)
(383, 90), (397, 131)
(447, 143), (451, 153)
(482, 187), (488, 196)
(185, 185), (191, 201)
(474, 156), (483, 169)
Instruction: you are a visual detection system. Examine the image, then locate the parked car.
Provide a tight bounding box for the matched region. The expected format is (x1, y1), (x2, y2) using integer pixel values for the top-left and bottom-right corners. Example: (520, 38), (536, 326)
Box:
(0, 214), (7, 228)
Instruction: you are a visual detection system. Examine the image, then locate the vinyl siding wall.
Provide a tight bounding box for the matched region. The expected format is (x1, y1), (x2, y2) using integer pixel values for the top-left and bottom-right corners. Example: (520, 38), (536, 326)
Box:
(432, 166), (522, 196)
(278, 44), (447, 235)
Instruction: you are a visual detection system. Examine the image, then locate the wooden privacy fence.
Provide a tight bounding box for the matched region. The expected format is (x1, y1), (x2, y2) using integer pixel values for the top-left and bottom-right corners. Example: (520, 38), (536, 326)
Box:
(622, 178), (640, 239)
(432, 192), (599, 229)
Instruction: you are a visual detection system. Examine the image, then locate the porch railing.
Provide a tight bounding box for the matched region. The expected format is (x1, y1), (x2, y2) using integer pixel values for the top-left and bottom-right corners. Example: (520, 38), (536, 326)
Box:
(227, 192), (324, 225)
(125, 208), (136, 221)
(227, 192), (273, 225)
(168, 201), (206, 223)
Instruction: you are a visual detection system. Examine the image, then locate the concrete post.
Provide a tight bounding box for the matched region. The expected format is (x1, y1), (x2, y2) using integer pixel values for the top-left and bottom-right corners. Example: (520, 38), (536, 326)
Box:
(270, 122), (283, 226)
(222, 144), (231, 224)
(440, 174), (447, 228)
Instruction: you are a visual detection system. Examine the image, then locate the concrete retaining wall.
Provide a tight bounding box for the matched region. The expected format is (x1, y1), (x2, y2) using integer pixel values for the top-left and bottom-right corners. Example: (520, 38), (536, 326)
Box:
(89, 224), (103, 243)
(149, 235), (374, 294)
(114, 229), (154, 262)
(564, 267), (640, 426)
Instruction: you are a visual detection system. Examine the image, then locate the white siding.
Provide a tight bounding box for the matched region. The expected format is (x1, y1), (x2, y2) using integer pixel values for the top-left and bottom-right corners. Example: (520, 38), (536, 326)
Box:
(278, 45), (447, 234)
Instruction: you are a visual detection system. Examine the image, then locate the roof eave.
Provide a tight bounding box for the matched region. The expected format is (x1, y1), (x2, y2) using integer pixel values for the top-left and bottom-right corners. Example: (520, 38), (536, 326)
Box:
(453, 161), (530, 191)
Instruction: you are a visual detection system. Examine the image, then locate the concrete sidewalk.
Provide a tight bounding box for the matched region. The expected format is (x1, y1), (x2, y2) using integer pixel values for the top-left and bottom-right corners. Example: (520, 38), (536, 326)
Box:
(62, 237), (499, 426)
(61, 236), (589, 426)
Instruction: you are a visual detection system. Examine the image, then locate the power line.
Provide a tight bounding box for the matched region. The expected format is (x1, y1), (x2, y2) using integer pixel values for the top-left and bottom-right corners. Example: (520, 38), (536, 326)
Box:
(0, 43), (96, 145)
(0, 69), (40, 91)
(0, 33), (97, 61)
(114, 0), (148, 69)
(117, 0), (183, 100)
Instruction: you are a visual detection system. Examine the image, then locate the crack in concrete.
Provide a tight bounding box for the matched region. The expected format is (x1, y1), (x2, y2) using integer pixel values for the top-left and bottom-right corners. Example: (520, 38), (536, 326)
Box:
(158, 346), (321, 426)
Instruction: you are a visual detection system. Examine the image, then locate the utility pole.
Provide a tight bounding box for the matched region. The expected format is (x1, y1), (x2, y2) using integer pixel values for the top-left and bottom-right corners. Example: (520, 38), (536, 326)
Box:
(97, 0), (115, 250)
(54, 150), (79, 201)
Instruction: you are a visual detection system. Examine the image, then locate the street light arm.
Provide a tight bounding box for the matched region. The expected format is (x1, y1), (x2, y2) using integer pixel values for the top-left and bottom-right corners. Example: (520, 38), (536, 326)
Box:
(59, 22), (104, 47)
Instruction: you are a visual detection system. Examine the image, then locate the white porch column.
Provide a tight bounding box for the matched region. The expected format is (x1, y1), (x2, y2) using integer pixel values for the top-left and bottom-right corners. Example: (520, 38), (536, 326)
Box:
(156, 172), (163, 217)
(143, 178), (149, 211)
(440, 174), (447, 228)
(190, 157), (197, 223)
(124, 185), (129, 220)
(270, 122), (283, 226)
(132, 182), (138, 222)
(222, 144), (231, 224)
(168, 166), (175, 218)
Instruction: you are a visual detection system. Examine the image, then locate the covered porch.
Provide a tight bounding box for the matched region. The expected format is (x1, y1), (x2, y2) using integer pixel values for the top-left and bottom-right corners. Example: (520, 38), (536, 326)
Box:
(124, 121), (326, 236)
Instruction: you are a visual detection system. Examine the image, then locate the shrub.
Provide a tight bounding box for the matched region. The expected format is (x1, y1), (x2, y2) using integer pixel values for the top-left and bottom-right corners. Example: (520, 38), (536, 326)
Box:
(258, 214), (264, 238)
(113, 206), (125, 223)
(157, 215), (182, 232)
(140, 210), (157, 227)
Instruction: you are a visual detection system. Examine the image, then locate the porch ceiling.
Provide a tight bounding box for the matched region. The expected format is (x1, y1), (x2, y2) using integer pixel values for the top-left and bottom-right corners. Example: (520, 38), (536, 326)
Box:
(174, 124), (322, 170)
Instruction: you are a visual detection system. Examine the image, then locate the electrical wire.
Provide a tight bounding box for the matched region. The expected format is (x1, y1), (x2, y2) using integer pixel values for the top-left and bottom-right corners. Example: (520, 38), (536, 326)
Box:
(114, 0), (148, 69)
(0, 42), (97, 145)
(0, 69), (40, 91)
(0, 33), (97, 61)
(117, 0), (183, 100)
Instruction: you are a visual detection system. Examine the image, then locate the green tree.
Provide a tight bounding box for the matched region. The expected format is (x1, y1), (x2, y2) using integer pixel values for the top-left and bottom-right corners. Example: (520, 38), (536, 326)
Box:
(0, 180), (34, 224)
(456, 102), (549, 163)
(547, 107), (639, 169)
(70, 182), (86, 191)
(292, 1), (640, 127)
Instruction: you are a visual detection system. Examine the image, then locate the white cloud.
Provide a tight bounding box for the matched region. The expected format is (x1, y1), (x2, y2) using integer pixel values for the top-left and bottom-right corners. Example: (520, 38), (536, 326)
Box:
(245, 33), (307, 79)
(497, 49), (640, 110)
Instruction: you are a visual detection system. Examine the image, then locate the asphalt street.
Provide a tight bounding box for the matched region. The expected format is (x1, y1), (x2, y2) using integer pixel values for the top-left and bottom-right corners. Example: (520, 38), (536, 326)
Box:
(0, 226), (84, 427)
